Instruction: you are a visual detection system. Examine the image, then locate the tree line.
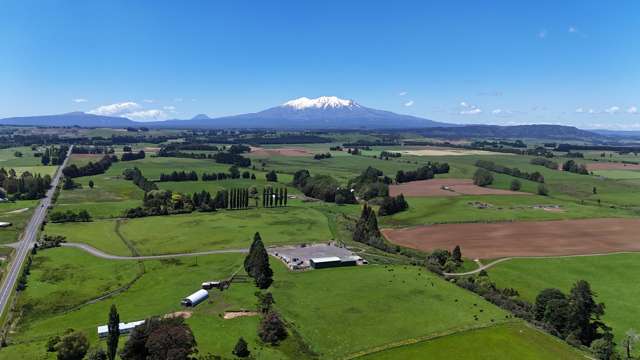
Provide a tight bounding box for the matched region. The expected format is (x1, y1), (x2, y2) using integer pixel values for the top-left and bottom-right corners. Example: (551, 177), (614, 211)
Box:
(63, 155), (118, 178)
(40, 145), (70, 166)
(0, 169), (51, 200)
(158, 171), (198, 182)
(120, 150), (146, 162)
(530, 157), (559, 170)
(122, 168), (158, 192)
(475, 160), (545, 183)
(262, 187), (287, 208)
(562, 160), (589, 175)
(49, 209), (92, 223)
(395, 162), (450, 183)
(378, 194), (409, 216)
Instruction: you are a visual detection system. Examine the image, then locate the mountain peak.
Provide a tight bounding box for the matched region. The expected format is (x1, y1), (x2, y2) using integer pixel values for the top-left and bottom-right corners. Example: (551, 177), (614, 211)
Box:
(191, 114), (211, 120)
(282, 96), (359, 110)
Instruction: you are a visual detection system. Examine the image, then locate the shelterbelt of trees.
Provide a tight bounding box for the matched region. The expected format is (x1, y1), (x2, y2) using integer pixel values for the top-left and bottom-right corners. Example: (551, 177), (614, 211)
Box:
(0, 168), (52, 200)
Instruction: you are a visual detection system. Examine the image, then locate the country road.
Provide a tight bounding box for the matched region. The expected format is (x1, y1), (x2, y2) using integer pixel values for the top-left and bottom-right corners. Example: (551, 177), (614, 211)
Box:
(61, 242), (247, 260)
(0, 145), (72, 318)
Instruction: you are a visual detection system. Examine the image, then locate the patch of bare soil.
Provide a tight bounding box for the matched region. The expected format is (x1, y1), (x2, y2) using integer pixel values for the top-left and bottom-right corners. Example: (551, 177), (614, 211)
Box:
(587, 162), (640, 171)
(223, 311), (258, 320)
(250, 146), (314, 157)
(165, 311), (193, 319)
(382, 218), (640, 259)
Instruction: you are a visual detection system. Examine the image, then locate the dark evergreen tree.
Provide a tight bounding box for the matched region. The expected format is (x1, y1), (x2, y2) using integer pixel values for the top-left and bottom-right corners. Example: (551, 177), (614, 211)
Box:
(232, 337), (250, 358)
(567, 280), (607, 345)
(258, 311), (287, 345)
(452, 245), (462, 263)
(107, 304), (120, 360)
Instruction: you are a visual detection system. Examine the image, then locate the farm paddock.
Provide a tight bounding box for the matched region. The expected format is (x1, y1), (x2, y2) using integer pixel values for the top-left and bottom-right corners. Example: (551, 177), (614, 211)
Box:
(382, 218), (640, 259)
(586, 162), (640, 171)
(249, 146), (315, 157)
(389, 179), (530, 197)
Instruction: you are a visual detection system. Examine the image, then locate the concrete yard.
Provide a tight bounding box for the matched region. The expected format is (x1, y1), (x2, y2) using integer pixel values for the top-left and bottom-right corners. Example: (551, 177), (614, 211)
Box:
(269, 243), (366, 270)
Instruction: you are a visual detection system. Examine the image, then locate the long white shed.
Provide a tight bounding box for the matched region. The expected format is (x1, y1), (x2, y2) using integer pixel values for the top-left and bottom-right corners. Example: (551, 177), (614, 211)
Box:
(181, 289), (209, 307)
(97, 320), (146, 338)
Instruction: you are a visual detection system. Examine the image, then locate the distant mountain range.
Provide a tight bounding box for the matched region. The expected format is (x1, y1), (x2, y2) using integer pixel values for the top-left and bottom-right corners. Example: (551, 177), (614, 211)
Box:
(0, 96), (451, 130)
(0, 96), (622, 140)
(418, 124), (603, 141)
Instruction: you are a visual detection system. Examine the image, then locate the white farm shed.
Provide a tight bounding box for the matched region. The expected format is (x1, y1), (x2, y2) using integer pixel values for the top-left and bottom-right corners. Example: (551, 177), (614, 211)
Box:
(97, 320), (145, 338)
(181, 289), (209, 307)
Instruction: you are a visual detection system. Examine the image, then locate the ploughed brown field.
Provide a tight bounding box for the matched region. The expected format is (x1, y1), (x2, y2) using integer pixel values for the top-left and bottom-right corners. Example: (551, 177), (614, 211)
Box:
(250, 146), (314, 157)
(587, 162), (640, 171)
(382, 218), (640, 259)
(389, 179), (529, 197)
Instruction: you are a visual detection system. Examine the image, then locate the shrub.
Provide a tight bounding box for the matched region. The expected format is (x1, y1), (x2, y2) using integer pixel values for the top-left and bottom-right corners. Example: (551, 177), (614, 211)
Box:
(473, 168), (494, 186)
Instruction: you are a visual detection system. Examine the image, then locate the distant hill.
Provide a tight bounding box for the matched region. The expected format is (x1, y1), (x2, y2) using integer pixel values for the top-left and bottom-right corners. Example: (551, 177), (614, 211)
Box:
(417, 124), (603, 140)
(0, 112), (137, 128)
(151, 96), (455, 129)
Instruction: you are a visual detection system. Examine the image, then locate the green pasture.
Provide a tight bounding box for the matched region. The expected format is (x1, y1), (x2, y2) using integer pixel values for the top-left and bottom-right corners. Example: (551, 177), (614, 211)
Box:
(488, 253), (640, 355)
(379, 195), (634, 227)
(593, 169), (640, 179)
(270, 263), (509, 358)
(0, 200), (38, 244)
(359, 322), (586, 360)
(46, 206), (333, 256)
(0, 146), (46, 167)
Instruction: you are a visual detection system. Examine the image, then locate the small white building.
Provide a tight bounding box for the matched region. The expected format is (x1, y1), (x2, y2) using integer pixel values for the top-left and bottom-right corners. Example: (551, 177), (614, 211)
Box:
(97, 320), (146, 338)
(201, 281), (221, 290)
(181, 289), (209, 307)
(0, 222), (12, 228)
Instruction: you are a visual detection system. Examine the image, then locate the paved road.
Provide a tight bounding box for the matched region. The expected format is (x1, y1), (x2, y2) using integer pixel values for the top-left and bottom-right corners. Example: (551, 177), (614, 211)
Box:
(0, 146), (72, 317)
(61, 242), (247, 260)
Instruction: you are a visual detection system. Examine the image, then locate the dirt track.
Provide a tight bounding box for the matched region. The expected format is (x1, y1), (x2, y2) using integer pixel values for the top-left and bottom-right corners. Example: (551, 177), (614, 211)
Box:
(588, 162), (640, 171)
(389, 179), (529, 197)
(382, 218), (640, 259)
(250, 146), (314, 157)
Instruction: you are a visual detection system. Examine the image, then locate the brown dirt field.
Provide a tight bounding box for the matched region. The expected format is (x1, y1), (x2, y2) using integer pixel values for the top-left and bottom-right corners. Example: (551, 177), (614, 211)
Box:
(587, 162), (640, 170)
(389, 179), (530, 197)
(382, 218), (640, 259)
(223, 311), (257, 319)
(250, 146), (314, 157)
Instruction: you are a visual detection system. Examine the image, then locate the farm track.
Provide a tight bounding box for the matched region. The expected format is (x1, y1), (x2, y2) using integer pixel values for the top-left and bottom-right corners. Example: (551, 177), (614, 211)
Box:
(61, 242), (248, 260)
(444, 250), (640, 276)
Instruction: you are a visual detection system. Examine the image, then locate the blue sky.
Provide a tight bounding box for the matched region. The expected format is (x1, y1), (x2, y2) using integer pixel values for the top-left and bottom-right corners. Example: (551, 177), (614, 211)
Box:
(1, 0), (639, 129)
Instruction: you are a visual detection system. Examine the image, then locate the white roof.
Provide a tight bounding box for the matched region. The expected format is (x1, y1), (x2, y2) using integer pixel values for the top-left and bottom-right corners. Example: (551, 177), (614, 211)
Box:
(185, 289), (208, 302)
(97, 320), (146, 335)
(310, 256), (341, 263)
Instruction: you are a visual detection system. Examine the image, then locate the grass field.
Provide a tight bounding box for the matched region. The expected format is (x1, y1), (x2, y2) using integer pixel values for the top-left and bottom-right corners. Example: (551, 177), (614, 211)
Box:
(0, 200), (38, 245)
(270, 263), (509, 358)
(487, 253), (640, 355)
(46, 206), (333, 256)
(2, 248), (293, 359)
(379, 195), (633, 227)
(593, 169), (640, 179)
(358, 322), (586, 360)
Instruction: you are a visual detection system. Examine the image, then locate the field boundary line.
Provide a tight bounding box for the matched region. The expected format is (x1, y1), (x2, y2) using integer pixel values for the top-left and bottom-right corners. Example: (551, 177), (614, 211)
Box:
(60, 242), (248, 260)
(444, 250), (640, 276)
(343, 319), (515, 359)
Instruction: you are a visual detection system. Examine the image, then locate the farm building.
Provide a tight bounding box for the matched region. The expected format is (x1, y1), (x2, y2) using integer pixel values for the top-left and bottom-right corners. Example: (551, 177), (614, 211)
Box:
(309, 256), (359, 269)
(201, 281), (221, 290)
(0, 222), (12, 228)
(181, 289), (209, 307)
(97, 320), (145, 338)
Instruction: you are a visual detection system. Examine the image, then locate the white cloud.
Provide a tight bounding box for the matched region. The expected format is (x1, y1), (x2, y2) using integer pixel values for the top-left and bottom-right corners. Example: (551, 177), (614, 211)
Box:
(538, 29), (547, 39)
(122, 109), (167, 121)
(575, 107), (584, 113)
(72, 98), (88, 103)
(88, 102), (140, 116)
(604, 106), (620, 114)
(404, 100), (414, 107)
(398, 91), (408, 96)
(143, 99), (155, 103)
(628, 106), (638, 114)
(461, 108), (482, 115)
(568, 26), (577, 33)
(459, 101), (482, 115)
(163, 105), (176, 111)
(492, 109), (503, 115)
(174, 98), (184, 102)
(588, 108), (595, 114)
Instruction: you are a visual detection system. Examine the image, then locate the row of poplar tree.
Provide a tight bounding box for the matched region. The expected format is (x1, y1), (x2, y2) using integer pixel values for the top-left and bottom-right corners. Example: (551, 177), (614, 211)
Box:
(262, 187), (287, 208)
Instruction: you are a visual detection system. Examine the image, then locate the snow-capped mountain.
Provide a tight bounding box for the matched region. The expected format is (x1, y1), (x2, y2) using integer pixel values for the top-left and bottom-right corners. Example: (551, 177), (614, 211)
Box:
(0, 96), (455, 129)
(282, 96), (360, 110)
(155, 96), (454, 129)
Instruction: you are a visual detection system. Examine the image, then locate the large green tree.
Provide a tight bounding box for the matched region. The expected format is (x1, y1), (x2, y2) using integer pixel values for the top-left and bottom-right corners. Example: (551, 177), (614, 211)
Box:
(567, 280), (607, 345)
(56, 331), (90, 360)
(244, 232), (273, 289)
